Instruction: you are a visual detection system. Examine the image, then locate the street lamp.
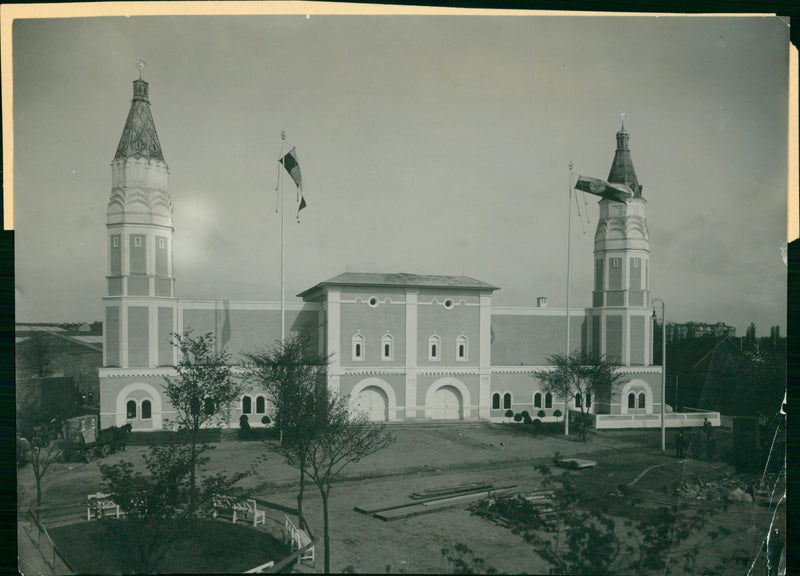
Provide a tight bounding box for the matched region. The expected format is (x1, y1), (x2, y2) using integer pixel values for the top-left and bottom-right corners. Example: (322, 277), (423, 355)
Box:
(652, 298), (666, 454)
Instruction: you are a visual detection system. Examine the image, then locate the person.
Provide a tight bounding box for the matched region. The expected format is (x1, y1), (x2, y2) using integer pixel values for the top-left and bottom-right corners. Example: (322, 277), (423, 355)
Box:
(703, 418), (712, 437)
(238, 414), (251, 440)
(675, 429), (686, 459)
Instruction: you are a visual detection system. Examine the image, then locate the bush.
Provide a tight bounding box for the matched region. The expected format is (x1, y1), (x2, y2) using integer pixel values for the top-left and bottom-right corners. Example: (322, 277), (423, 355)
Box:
(513, 413), (523, 423)
(553, 409), (563, 418)
(537, 410), (546, 418)
(520, 410), (530, 419)
(261, 415), (271, 425)
(532, 418), (542, 431)
(523, 415), (532, 425)
(505, 409), (514, 419)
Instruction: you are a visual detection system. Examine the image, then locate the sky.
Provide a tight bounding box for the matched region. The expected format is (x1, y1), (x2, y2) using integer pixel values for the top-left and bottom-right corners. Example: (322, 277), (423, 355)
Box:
(10, 11), (790, 336)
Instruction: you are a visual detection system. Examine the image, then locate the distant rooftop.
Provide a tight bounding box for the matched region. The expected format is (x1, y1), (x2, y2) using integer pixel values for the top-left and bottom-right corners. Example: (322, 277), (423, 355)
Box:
(298, 272), (499, 298)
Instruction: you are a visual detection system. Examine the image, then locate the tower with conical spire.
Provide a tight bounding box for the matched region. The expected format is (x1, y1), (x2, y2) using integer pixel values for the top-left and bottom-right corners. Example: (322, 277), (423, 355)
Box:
(103, 71), (177, 369)
(589, 123), (653, 367)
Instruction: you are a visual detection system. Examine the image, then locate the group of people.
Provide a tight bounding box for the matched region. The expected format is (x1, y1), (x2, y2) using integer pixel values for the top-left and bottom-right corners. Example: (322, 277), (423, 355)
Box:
(674, 418), (716, 460)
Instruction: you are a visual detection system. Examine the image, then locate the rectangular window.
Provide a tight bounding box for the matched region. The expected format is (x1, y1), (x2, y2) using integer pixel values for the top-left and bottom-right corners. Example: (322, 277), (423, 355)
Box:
(158, 238), (165, 249)
(112, 237), (119, 248)
(611, 258), (620, 268)
(135, 236), (142, 247)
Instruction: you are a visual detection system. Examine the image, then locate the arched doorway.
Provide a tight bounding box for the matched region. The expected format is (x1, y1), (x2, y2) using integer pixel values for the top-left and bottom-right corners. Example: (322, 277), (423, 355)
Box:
(430, 385), (463, 420)
(355, 386), (389, 422)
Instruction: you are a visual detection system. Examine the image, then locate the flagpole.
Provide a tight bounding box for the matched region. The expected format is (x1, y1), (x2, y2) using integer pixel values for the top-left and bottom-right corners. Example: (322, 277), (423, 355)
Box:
(280, 131), (286, 342)
(564, 161), (573, 437)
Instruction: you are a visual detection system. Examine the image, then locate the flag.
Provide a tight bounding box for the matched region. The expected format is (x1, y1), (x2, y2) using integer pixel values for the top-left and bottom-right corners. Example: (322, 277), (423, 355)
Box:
(574, 175), (632, 203)
(280, 147), (306, 221)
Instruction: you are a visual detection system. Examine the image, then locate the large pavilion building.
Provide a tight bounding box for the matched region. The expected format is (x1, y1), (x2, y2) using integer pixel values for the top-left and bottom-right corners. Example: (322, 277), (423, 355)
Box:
(99, 76), (716, 431)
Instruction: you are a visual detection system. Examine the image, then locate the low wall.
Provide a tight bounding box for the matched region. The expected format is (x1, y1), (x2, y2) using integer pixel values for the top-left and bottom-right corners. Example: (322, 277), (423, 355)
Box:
(595, 411), (720, 430)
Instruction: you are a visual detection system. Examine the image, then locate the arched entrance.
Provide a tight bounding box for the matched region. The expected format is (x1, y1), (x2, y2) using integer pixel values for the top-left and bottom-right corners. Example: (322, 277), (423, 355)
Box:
(355, 386), (389, 422)
(430, 385), (462, 420)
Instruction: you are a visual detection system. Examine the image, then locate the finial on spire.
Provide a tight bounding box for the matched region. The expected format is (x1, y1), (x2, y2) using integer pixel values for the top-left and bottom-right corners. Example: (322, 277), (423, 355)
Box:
(281, 130), (286, 141)
(619, 111), (627, 130)
(135, 60), (146, 80)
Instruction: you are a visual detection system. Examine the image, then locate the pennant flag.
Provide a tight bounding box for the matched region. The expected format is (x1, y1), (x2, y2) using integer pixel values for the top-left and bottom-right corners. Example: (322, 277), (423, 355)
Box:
(280, 147), (306, 221)
(574, 175), (632, 203)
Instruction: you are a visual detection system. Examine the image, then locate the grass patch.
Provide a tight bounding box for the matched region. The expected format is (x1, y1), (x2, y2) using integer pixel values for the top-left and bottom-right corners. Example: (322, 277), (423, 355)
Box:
(49, 518), (291, 573)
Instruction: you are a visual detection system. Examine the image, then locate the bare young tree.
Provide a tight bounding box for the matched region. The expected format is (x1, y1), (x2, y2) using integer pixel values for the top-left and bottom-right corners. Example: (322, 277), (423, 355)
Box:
(300, 392), (395, 573)
(163, 330), (244, 508)
(534, 351), (623, 439)
(26, 433), (62, 510)
(244, 329), (328, 529)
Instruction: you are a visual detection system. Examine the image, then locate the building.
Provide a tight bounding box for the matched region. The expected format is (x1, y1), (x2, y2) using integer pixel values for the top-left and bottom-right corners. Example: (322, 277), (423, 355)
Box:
(99, 76), (715, 431)
(666, 321), (737, 340)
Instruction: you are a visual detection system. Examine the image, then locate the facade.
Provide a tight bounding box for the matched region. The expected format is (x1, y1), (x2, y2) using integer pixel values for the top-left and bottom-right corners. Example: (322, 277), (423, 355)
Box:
(667, 322), (737, 340)
(99, 77), (672, 431)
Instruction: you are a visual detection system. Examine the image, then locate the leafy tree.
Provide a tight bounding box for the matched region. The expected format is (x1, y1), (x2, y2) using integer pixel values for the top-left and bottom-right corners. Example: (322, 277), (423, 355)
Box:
(534, 351), (622, 439)
(163, 330), (244, 509)
(299, 391), (394, 573)
(746, 322), (757, 342)
(244, 329), (329, 528)
(98, 443), (250, 573)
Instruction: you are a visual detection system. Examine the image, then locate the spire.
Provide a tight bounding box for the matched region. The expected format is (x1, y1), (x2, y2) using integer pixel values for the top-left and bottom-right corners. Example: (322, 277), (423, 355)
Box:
(113, 70), (165, 162)
(607, 121), (642, 197)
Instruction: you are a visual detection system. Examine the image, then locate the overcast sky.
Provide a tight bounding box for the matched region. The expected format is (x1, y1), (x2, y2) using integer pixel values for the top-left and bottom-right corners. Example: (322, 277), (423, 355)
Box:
(11, 13), (789, 335)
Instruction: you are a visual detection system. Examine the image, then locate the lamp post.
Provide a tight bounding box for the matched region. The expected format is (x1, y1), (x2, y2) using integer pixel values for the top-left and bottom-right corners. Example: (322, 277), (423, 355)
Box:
(652, 298), (666, 454)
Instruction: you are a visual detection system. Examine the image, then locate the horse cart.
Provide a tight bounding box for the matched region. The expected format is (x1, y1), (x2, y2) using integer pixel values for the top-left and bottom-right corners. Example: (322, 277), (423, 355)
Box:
(60, 415), (130, 462)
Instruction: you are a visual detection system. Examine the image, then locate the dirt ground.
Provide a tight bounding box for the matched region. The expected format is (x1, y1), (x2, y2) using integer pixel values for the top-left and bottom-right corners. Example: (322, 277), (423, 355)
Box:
(17, 423), (784, 574)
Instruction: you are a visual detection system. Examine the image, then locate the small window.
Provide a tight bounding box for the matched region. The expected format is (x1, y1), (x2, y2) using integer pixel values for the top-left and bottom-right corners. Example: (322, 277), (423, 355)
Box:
(112, 237), (119, 248)
(134, 236), (142, 248)
(492, 393), (500, 410)
(382, 333), (394, 361)
(158, 238), (165, 249)
(611, 258), (620, 268)
(456, 335), (468, 361)
(352, 332), (365, 361)
(628, 393), (636, 409)
(126, 400), (137, 419)
(242, 395), (252, 414)
(534, 392), (542, 408)
(632, 258), (640, 268)
(444, 299), (454, 309)
(141, 399), (152, 420)
(638, 392), (646, 409)
(429, 334), (441, 361)
(204, 398), (215, 415)
(575, 393), (582, 408)
(368, 297), (379, 308)
(256, 396), (266, 414)
(545, 392), (553, 409)
(503, 393), (512, 411)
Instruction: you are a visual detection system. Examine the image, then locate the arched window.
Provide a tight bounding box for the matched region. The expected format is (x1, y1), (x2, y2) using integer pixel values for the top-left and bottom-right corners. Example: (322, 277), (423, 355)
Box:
(628, 393), (636, 409)
(382, 333), (394, 361)
(256, 396), (266, 414)
(242, 395), (252, 414)
(503, 393), (512, 410)
(638, 392), (646, 409)
(126, 400), (137, 419)
(352, 332), (365, 361)
(534, 392), (542, 408)
(141, 399), (152, 419)
(545, 392), (553, 409)
(575, 393), (582, 408)
(429, 334), (441, 361)
(586, 393), (592, 408)
(204, 398), (215, 415)
(456, 335), (468, 361)
(492, 393), (501, 410)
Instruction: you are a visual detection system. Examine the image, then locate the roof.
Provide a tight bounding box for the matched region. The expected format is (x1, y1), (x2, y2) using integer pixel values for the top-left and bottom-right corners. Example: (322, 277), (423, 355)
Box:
(298, 272), (499, 299)
(16, 324), (67, 333)
(114, 79), (165, 162)
(607, 127), (643, 197)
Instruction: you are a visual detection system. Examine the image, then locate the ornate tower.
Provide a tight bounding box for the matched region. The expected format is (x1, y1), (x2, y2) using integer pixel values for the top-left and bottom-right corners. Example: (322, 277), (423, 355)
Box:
(589, 125), (652, 366)
(103, 73), (177, 368)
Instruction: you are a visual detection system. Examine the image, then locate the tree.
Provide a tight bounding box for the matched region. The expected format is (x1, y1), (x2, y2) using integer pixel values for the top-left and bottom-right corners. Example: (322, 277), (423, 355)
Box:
(98, 443), (249, 573)
(534, 351), (622, 439)
(746, 322), (757, 342)
(163, 330), (244, 509)
(300, 392), (394, 573)
(26, 432), (61, 509)
(244, 329), (329, 528)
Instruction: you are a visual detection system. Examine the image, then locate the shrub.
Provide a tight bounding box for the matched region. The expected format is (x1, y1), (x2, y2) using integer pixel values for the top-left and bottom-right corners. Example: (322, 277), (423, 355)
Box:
(532, 418), (542, 431)
(553, 409), (563, 419)
(537, 410), (546, 419)
(261, 415), (271, 425)
(520, 410), (530, 419)
(513, 413), (523, 423)
(523, 415), (532, 425)
(505, 409), (514, 419)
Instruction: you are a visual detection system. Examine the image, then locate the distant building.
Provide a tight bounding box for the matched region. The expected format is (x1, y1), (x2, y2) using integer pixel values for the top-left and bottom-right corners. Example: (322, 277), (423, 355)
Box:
(666, 321), (736, 340)
(98, 75), (682, 431)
